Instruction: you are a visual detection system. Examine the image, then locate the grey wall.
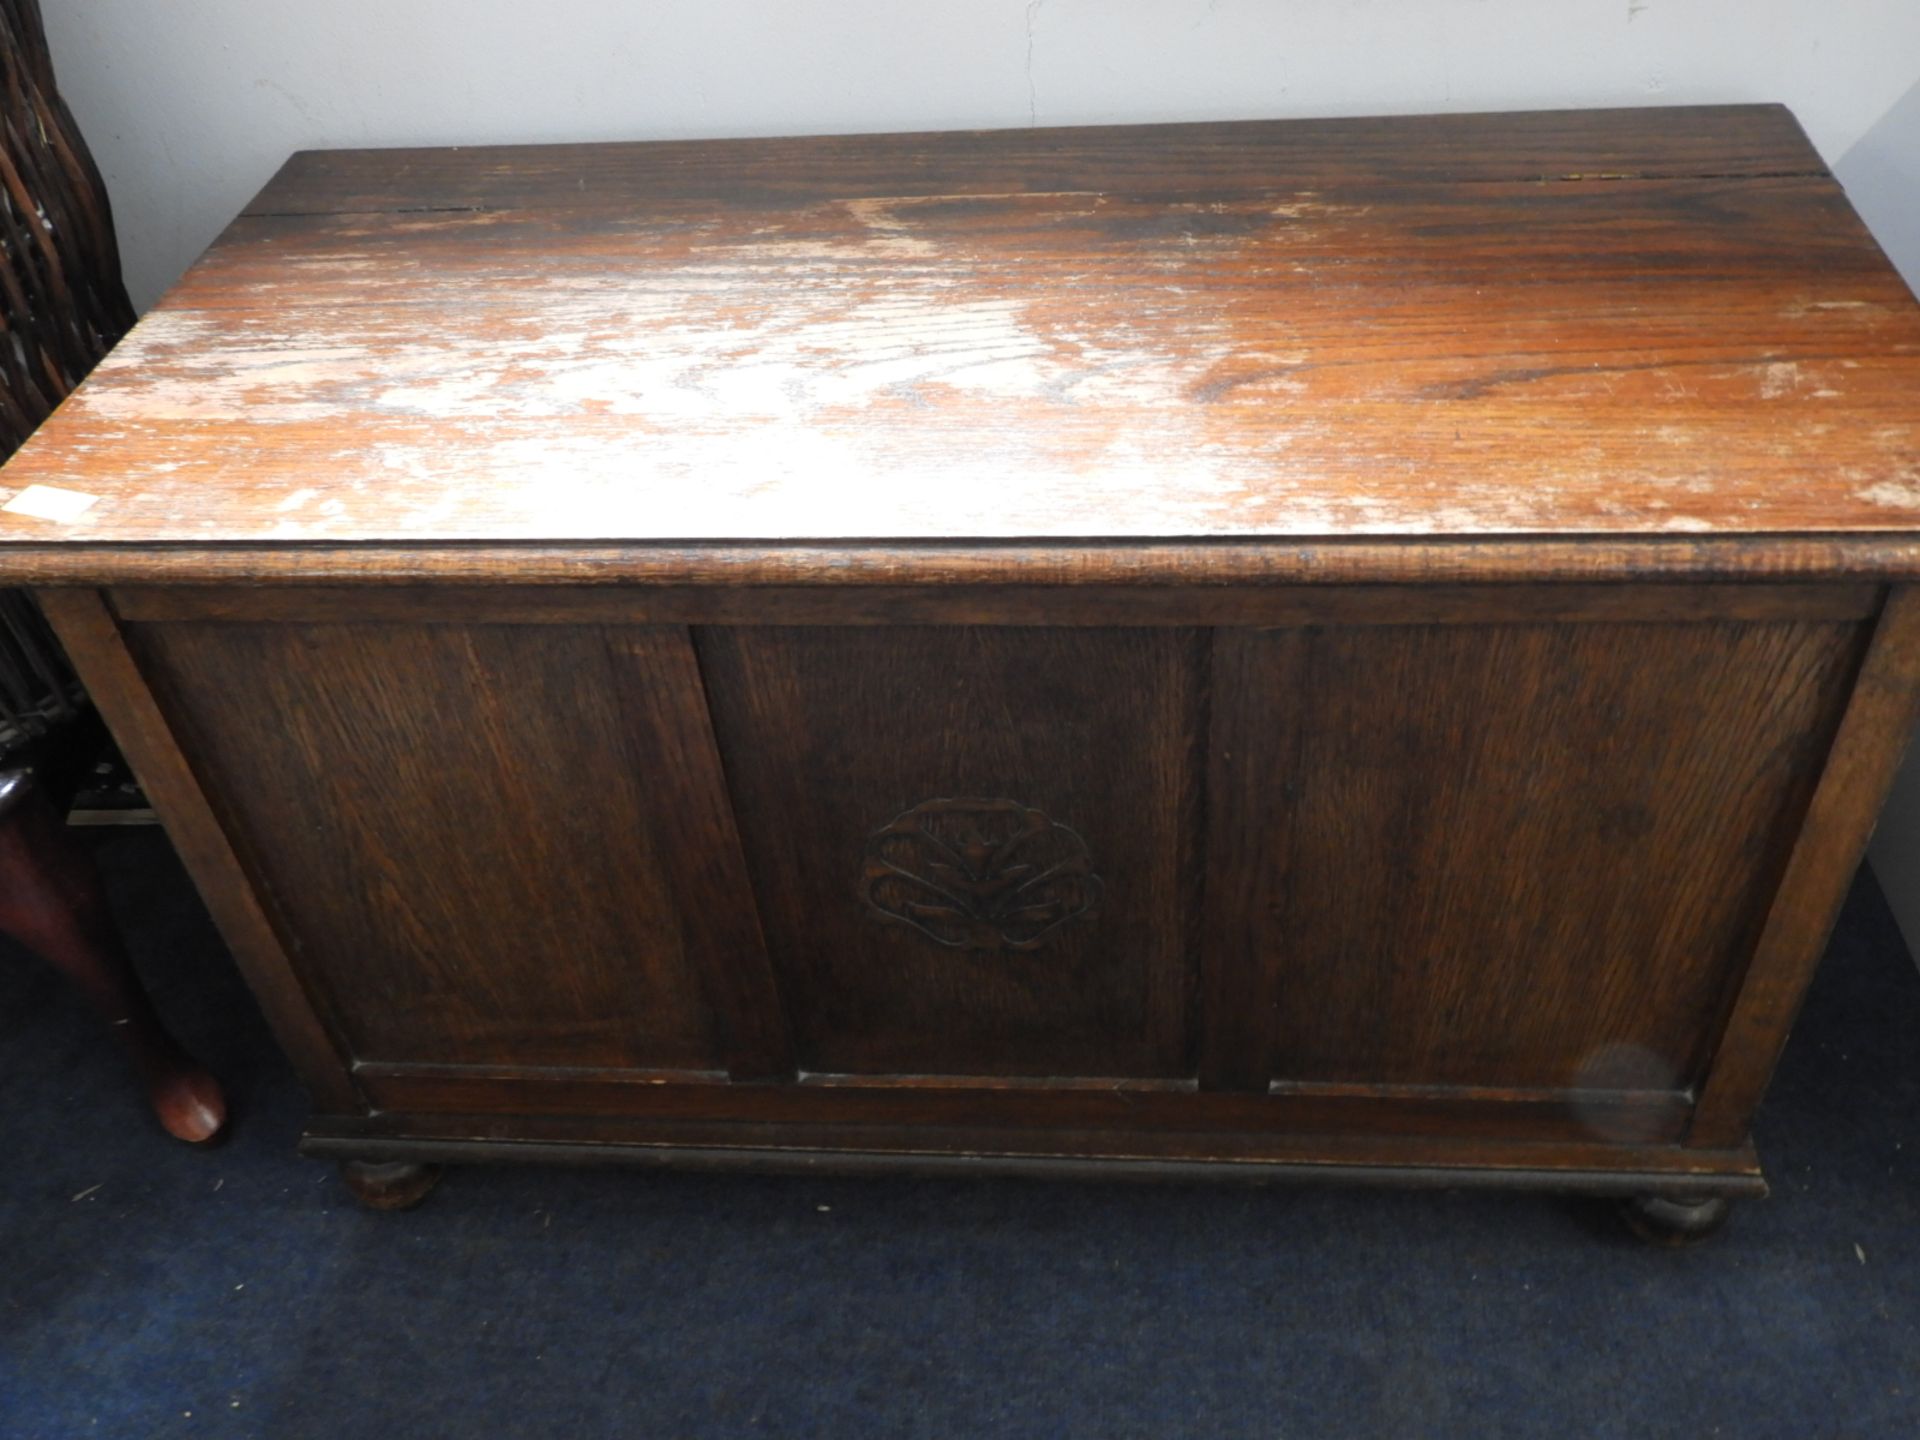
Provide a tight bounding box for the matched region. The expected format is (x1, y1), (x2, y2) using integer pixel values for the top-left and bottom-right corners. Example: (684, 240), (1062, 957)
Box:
(33, 3), (1920, 943)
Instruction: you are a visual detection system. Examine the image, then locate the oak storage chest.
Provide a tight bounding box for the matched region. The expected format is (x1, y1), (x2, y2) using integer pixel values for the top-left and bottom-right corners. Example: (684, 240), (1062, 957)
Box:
(7, 106), (1920, 1238)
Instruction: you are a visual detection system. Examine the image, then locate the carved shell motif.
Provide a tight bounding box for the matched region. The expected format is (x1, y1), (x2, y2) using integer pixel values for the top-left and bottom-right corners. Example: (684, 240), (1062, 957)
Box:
(860, 797), (1103, 951)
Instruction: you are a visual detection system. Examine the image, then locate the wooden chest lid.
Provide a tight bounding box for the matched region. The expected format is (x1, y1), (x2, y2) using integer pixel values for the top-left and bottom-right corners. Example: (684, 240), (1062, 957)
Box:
(4, 104), (1920, 579)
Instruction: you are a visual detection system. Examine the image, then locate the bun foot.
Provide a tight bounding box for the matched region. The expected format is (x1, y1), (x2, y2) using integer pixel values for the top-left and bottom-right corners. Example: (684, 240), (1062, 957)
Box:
(340, 1160), (442, 1211)
(146, 1058), (228, 1144)
(1617, 1193), (1732, 1247)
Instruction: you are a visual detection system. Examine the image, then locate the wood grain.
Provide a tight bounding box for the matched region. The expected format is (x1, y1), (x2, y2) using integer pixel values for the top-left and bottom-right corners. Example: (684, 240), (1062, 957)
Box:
(35, 589), (362, 1113)
(3, 107), (1918, 567)
(344, 1064), (1689, 1149)
(246, 107), (1824, 217)
(700, 625), (1205, 1078)
(11, 537), (1920, 589)
(1208, 617), (1865, 1097)
(126, 620), (750, 1075)
(16, 109), (1920, 1211)
(298, 1118), (1767, 1198)
(601, 628), (793, 1081)
(1197, 626), (1307, 1092)
(105, 580), (1882, 628)
(1689, 587), (1920, 1144)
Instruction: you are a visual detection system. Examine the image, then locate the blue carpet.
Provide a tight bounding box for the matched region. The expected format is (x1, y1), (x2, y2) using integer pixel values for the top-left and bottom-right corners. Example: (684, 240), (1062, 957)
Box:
(2, 828), (1918, 1438)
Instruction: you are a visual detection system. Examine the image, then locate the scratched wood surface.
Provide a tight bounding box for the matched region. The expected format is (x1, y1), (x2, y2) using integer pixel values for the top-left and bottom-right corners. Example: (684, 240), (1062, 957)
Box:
(3, 105), (1919, 557)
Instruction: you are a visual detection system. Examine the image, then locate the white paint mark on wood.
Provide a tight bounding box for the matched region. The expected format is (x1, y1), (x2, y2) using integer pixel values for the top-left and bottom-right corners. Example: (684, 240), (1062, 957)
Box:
(3, 484), (100, 522)
(843, 197), (938, 257)
(1759, 361), (1804, 398)
(1855, 478), (1920, 509)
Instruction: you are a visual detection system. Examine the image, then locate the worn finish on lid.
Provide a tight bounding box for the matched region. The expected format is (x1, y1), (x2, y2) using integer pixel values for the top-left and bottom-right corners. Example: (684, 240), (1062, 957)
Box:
(3, 105), (1919, 565)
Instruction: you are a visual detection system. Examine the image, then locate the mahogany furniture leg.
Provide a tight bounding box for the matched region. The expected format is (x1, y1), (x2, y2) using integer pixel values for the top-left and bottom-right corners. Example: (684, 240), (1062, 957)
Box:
(1617, 1195), (1733, 1247)
(0, 767), (226, 1143)
(339, 1160), (442, 1211)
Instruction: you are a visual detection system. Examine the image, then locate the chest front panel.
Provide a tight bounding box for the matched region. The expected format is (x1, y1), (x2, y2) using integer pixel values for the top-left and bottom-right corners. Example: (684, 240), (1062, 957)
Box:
(120, 590), (1871, 1153)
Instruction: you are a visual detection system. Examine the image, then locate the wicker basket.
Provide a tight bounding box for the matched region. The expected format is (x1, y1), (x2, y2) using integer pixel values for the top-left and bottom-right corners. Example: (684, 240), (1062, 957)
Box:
(0, 0), (136, 452)
(0, 0), (135, 750)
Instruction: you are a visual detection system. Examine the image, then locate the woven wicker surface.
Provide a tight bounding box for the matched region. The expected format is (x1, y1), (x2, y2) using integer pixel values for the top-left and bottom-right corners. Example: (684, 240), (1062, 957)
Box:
(0, 0), (135, 457)
(0, 0), (131, 743)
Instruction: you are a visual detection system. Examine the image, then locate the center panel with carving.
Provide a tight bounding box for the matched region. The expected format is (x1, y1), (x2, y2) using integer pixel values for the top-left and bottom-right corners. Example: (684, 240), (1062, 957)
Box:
(700, 625), (1205, 1079)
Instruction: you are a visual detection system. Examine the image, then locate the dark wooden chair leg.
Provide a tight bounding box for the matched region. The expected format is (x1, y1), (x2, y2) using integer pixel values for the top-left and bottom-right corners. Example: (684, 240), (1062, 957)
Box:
(340, 1160), (443, 1211)
(0, 768), (226, 1143)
